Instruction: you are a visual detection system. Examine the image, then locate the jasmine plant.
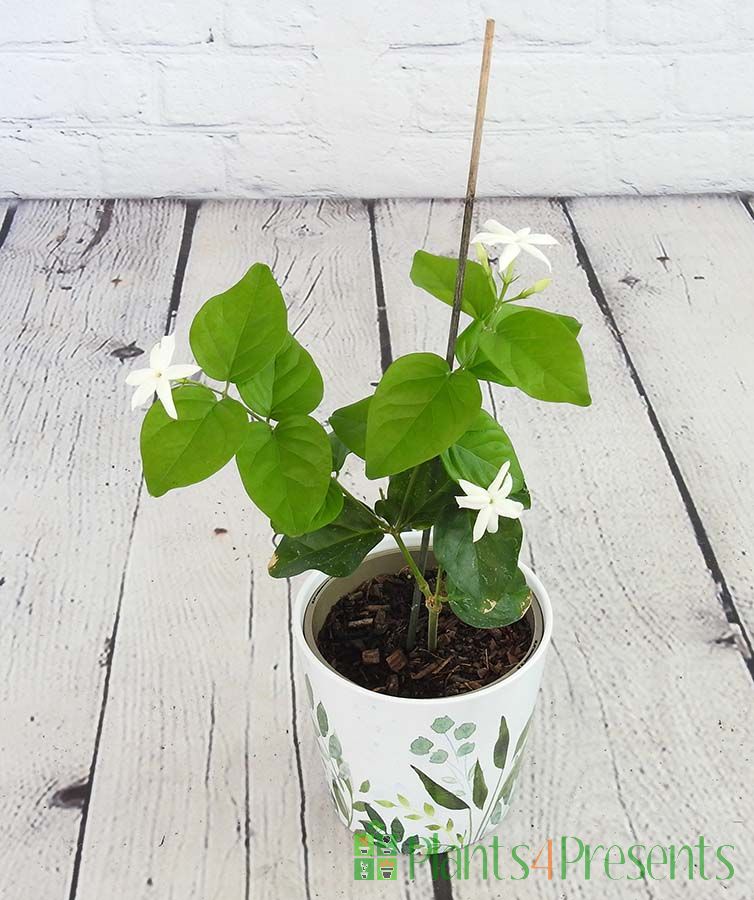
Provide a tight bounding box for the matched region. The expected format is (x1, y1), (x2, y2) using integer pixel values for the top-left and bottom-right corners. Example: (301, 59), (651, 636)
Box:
(126, 218), (590, 654)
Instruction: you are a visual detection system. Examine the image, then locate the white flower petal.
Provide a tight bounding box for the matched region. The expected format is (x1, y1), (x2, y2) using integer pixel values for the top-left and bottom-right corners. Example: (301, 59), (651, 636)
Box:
(150, 334), (176, 371)
(155, 376), (178, 419)
(486, 511), (500, 534)
(515, 227), (531, 238)
(519, 243), (552, 271)
(470, 231), (514, 247)
(125, 367), (155, 386)
(456, 494), (488, 511)
(481, 219), (516, 237)
(494, 497), (524, 520)
(130, 378), (157, 409)
(472, 506), (491, 543)
(164, 363), (201, 381)
(497, 242), (522, 273)
(488, 460), (511, 494)
(525, 233), (559, 246)
(458, 479), (489, 500)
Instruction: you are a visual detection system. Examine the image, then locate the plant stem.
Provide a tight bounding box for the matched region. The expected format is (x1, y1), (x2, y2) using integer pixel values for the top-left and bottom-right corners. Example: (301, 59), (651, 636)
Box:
(427, 603), (440, 653)
(393, 531), (432, 602)
(406, 529), (430, 651)
(336, 481), (387, 528)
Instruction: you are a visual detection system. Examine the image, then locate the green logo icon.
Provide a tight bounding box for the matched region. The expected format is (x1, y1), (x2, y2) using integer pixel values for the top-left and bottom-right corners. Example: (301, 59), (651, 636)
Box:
(354, 857), (374, 880)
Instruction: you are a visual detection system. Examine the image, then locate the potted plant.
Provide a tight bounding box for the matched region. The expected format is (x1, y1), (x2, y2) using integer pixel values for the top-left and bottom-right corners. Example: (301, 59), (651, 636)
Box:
(125, 215), (590, 853)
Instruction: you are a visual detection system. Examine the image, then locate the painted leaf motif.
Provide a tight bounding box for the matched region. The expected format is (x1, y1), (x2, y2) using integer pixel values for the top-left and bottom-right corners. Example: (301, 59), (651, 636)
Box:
(490, 801), (503, 825)
(457, 742), (475, 757)
(353, 801), (367, 812)
(359, 780), (370, 793)
(363, 804), (386, 832)
(411, 766), (469, 810)
(365, 353), (482, 478)
(304, 674), (314, 709)
(316, 702), (329, 737)
(410, 736), (434, 755)
(140, 384), (248, 497)
(375, 800), (394, 808)
(493, 716), (510, 770)
(430, 716), (455, 734)
(331, 779), (349, 820)
(328, 734), (342, 760)
(189, 263), (288, 383)
(423, 803), (435, 817)
(472, 761), (488, 810)
(402, 835), (421, 855)
(429, 750), (448, 764)
(500, 753), (525, 805)
(410, 251), (496, 319)
(514, 712), (535, 757)
(391, 818), (405, 843)
(453, 723), (476, 740)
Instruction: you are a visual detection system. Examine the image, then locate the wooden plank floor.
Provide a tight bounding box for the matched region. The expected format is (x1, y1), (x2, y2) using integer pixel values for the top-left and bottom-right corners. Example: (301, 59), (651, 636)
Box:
(0, 196), (752, 900)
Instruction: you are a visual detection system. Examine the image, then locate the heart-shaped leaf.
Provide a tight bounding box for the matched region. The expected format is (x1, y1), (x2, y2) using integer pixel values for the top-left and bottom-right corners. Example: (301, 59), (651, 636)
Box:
(237, 333), (323, 419)
(447, 567), (532, 629)
(268, 495), (383, 578)
(365, 353), (481, 478)
(479, 307), (591, 406)
(410, 251), (496, 319)
(375, 457), (456, 530)
(472, 761), (488, 810)
(189, 263), (288, 383)
(236, 415), (331, 536)
(330, 396), (371, 459)
(411, 766), (469, 810)
(141, 383), (248, 497)
(434, 506), (523, 607)
(441, 410), (530, 508)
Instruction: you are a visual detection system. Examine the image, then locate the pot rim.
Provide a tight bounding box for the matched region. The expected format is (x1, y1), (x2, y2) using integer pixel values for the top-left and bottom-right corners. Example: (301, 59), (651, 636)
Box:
(293, 532), (553, 706)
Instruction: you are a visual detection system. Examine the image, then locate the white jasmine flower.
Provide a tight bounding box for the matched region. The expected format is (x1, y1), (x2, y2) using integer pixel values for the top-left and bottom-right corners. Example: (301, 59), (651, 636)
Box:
(455, 461), (524, 543)
(471, 219), (558, 273)
(125, 334), (200, 420)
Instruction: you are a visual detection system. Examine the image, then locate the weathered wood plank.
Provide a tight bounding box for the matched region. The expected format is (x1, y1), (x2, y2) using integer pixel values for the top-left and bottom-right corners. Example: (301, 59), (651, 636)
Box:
(374, 198), (754, 897)
(74, 200), (433, 900)
(0, 199), (186, 899)
(568, 194), (754, 654)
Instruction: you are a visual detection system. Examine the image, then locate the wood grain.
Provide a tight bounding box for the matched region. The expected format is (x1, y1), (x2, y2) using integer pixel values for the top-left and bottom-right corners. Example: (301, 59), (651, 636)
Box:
(568, 194), (754, 651)
(72, 199), (433, 900)
(0, 199), (185, 899)
(374, 197), (754, 898)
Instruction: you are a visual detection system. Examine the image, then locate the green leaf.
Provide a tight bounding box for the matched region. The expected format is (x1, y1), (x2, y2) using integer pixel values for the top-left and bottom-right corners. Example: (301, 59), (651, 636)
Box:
(141, 383), (248, 497)
(456, 320), (513, 386)
(397, 794), (410, 807)
(411, 766), (469, 810)
(374, 457), (456, 530)
(429, 750), (448, 764)
(490, 801), (503, 825)
(514, 713), (534, 758)
(472, 761), (488, 810)
(500, 753), (524, 805)
(441, 410), (530, 508)
(430, 716), (455, 734)
(236, 415), (331, 536)
(366, 353), (481, 478)
(457, 742), (475, 757)
(353, 801), (367, 812)
(447, 566), (532, 629)
(268, 495), (384, 578)
(363, 804), (386, 832)
(237, 333), (323, 419)
(328, 431), (350, 474)
(423, 802), (435, 817)
(434, 507), (523, 609)
(453, 723), (476, 740)
(402, 835), (421, 855)
(410, 251), (496, 319)
(189, 263), (287, 383)
(479, 307), (591, 406)
(359, 780), (370, 793)
(328, 734), (342, 759)
(330, 396), (371, 459)
(410, 737), (434, 755)
(331, 779), (349, 820)
(375, 800), (395, 808)
(275, 478), (343, 535)
(316, 703), (329, 736)
(493, 716), (510, 770)
(391, 818), (405, 844)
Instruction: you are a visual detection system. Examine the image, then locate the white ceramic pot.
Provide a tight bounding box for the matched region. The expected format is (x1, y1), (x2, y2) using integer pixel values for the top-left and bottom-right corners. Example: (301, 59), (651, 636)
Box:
(293, 532), (552, 853)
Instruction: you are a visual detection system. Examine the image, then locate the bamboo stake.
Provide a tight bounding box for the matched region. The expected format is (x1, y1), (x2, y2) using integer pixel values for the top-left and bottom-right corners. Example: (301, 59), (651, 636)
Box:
(406, 20), (495, 652)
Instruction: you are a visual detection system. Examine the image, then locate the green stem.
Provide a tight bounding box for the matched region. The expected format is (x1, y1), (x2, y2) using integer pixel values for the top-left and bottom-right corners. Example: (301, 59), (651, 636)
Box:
(427, 604), (440, 652)
(406, 529), (430, 652)
(336, 481), (387, 528)
(393, 531), (432, 602)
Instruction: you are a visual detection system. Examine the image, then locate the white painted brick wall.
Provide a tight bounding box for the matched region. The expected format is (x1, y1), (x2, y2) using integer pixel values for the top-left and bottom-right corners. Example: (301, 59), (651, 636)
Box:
(0, 0), (751, 198)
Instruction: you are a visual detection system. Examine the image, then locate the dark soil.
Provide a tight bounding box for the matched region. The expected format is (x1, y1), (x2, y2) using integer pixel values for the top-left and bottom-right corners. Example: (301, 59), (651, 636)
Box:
(315, 568), (533, 699)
